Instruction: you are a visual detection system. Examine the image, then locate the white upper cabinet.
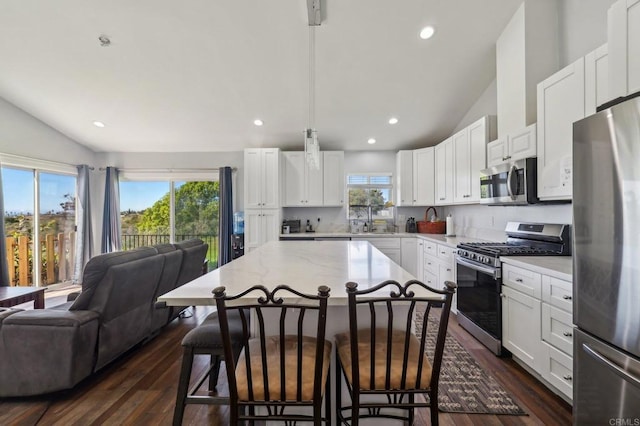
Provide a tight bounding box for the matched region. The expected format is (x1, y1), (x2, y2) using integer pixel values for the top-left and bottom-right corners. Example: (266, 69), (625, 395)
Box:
(608, 0), (640, 99)
(487, 123), (537, 167)
(244, 148), (280, 209)
(585, 44), (610, 115)
(412, 147), (435, 206)
(396, 150), (414, 206)
(282, 151), (324, 207)
(454, 116), (494, 203)
(435, 138), (453, 205)
(281, 151), (344, 207)
(322, 151), (345, 206)
(537, 58), (585, 201)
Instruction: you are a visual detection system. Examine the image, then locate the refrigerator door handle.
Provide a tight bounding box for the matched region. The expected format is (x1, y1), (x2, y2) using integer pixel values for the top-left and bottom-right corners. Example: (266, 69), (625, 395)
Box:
(583, 343), (640, 388)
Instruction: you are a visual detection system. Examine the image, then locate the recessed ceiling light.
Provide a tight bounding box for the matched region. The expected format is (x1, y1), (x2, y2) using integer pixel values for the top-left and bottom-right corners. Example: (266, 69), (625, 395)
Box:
(388, 117), (399, 125)
(93, 121), (105, 128)
(367, 138), (376, 145)
(419, 26), (435, 40)
(253, 119), (264, 126)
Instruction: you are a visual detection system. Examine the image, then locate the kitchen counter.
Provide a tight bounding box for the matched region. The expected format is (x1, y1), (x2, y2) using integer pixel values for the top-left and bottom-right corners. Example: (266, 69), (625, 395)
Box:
(278, 232), (572, 280)
(500, 256), (572, 281)
(279, 232), (493, 247)
(158, 240), (420, 306)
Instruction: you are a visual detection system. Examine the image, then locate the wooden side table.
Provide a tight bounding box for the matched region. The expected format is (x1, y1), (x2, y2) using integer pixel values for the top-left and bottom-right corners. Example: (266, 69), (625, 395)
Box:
(0, 287), (45, 309)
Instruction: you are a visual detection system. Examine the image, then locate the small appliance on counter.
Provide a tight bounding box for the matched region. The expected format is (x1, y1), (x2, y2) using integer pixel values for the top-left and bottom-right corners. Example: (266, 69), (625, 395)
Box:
(305, 219), (315, 233)
(283, 220), (301, 233)
(405, 217), (417, 233)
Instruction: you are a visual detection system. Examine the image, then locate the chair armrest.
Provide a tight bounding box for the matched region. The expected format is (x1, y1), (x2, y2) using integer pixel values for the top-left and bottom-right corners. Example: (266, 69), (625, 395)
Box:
(0, 309), (100, 397)
(3, 308), (99, 327)
(67, 291), (81, 302)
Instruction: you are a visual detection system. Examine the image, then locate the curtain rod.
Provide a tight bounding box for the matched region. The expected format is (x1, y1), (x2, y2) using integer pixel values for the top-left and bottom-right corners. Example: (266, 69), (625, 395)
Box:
(0, 152), (94, 170)
(98, 167), (237, 172)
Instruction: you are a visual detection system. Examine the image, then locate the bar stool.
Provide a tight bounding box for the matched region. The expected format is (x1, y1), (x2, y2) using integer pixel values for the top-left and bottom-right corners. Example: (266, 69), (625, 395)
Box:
(172, 310), (244, 426)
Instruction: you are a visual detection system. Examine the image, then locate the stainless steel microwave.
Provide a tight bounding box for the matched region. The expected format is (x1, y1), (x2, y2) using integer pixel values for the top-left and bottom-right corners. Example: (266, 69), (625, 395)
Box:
(479, 157), (538, 206)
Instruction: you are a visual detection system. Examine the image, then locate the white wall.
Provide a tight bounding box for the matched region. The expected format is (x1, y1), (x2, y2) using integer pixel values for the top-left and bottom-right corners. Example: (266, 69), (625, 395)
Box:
(452, 79), (498, 133)
(558, 0), (616, 66)
(0, 97), (95, 165)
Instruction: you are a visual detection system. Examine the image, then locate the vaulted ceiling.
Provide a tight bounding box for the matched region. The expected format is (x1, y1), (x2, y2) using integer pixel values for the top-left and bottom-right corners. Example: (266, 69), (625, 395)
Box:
(0, 0), (522, 153)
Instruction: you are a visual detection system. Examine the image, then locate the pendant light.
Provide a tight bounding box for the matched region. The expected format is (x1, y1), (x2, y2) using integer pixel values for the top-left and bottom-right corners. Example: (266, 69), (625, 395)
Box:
(304, 0), (321, 170)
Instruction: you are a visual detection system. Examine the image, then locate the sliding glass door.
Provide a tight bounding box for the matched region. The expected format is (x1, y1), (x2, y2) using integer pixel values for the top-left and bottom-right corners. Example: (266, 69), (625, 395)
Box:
(2, 166), (77, 287)
(120, 179), (219, 270)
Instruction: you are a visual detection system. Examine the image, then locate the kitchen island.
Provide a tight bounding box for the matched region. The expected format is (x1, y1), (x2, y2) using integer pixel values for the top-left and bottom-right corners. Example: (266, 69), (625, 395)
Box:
(159, 240), (437, 425)
(158, 240), (422, 306)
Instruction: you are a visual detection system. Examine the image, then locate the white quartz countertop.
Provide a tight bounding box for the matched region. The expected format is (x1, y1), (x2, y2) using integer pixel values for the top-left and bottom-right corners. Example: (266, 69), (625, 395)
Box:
(500, 256), (573, 281)
(279, 232), (491, 248)
(158, 240), (432, 306)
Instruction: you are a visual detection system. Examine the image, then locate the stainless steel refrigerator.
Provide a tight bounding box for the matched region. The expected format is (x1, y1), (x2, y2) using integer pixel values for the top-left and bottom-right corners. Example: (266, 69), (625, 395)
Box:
(573, 93), (640, 424)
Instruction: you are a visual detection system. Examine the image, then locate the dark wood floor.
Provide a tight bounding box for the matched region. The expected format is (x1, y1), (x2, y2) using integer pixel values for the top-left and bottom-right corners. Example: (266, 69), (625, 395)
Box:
(0, 305), (572, 425)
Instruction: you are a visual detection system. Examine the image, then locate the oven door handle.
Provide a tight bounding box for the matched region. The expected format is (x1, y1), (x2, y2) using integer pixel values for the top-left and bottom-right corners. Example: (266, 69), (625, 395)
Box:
(456, 256), (500, 280)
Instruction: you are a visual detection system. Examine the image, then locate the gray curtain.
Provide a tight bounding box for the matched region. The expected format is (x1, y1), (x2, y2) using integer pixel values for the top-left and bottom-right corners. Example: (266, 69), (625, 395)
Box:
(0, 166), (10, 286)
(73, 165), (93, 283)
(218, 167), (233, 267)
(101, 166), (122, 253)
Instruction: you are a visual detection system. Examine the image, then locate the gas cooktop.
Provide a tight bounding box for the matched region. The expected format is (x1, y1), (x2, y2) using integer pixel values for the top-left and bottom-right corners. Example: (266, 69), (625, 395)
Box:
(457, 222), (572, 262)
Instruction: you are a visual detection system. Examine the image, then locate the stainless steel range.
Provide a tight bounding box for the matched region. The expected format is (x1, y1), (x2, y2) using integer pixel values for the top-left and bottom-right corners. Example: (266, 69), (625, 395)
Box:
(455, 222), (571, 355)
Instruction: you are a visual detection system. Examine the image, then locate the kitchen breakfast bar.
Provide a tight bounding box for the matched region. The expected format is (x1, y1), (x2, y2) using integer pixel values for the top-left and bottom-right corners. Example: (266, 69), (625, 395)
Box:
(158, 240), (420, 306)
(158, 240), (439, 424)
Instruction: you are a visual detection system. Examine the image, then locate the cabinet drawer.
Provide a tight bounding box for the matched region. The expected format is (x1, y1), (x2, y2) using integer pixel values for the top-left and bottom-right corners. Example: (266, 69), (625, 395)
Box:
(542, 276), (573, 313)
(439, 262), (454, 283)
(423, 270), (438, 288)
(422, 240), (438, 257)
(424, 255), (439, 276)
(436, 244), (455, 263)
(542, 304), (574, 356)
(542, 341), (573, 400)
(502, 264), (542, 298)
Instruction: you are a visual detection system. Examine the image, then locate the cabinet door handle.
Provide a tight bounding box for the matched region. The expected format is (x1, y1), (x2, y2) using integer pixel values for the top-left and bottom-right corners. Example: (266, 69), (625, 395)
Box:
(515, 278), (523, 283)
(439, 197), (445, 201)
(500, 293), (506, 298)
(563, 331), (573, 337)
(441, 251), (446, 254)
(563, 375), (572, 381)
(562, 295), (572, 300)
(446, 268), (451, 272)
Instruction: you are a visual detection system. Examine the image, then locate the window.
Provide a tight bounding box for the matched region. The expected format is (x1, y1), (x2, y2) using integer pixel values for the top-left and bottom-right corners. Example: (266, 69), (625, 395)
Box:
(119, 175), (220, 270)
(2, 162), (77, 287)
(347, 174), (394, 221)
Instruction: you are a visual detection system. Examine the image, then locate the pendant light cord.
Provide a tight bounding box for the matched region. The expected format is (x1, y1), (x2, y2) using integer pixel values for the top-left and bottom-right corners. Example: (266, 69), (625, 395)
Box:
(309, 26), (315, 130)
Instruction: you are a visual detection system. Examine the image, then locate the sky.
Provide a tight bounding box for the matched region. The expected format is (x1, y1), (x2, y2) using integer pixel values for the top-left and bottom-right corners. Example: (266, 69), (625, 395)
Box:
(2, 168), (173, 215)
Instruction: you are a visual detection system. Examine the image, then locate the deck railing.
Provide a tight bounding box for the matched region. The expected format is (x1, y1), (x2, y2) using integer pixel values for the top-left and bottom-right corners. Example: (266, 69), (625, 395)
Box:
(5, 232), (75, 287)
(121, 234), (219, 270)
(4, 233), (219, 286)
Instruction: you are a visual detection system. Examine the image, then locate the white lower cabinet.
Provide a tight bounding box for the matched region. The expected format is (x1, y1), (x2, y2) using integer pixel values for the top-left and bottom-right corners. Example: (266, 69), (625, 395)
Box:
(502, 262), (573, 401)
(421, 239), (457, 313)
(501, 285), (542, 370)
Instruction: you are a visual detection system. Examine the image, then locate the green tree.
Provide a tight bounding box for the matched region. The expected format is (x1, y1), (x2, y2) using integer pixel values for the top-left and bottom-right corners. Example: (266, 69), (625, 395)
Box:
(136, 181), (219, 236)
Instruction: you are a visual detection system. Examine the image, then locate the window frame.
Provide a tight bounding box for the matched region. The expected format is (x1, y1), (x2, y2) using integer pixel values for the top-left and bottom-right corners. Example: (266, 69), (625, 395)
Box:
(346, 173), (395, 220)
(1, 154), (78, 288)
